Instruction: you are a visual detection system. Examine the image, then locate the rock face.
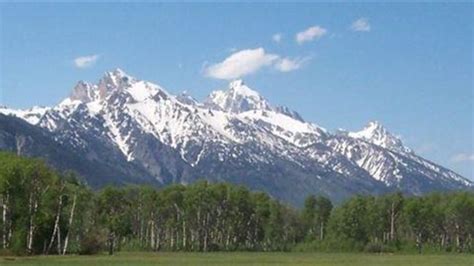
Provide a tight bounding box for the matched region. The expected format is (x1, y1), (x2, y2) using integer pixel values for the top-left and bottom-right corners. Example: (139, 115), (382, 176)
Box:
(0, 69), (471, 205)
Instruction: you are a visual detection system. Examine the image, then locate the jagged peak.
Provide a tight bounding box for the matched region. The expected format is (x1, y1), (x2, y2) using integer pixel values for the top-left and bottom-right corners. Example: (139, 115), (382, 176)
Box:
(228, 79), (260, 98)
(112, 67), (126, 75)
(97, 68), (137, 100)
(102, 68), (135, 85)
(229, 79), (244, 87)
(64, 68), (169, 106)
(366, 120), (384, 130)
(349, 121), (411, 153)
(69, 80), (96, 102)
(106, 68), (128, 78)
(205, 80), (271, 113)
(351, 121), (389, 136)
(358, 121), (389, 137)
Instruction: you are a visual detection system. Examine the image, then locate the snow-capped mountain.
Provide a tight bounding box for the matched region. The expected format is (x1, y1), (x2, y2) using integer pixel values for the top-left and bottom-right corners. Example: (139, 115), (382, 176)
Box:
(204, 79), (272, 113)
(1, 69), (471, 205)
(348, 121), (411, 154)
(0, 105), (49, 125)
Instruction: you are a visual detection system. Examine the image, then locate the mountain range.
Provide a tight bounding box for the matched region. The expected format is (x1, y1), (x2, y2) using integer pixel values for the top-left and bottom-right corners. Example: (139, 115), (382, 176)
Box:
(0, 69), (471, 205)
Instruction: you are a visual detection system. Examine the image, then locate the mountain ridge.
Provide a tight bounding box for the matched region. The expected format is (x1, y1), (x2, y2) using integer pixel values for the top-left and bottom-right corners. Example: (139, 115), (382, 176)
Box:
(0, 69), (471, 205)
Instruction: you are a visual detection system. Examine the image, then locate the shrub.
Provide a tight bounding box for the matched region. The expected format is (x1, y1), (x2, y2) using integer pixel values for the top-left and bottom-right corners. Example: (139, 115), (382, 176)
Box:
(364, 242), (394, 253)
(10, 231), (27, 256)
(79, 233), (103, 255)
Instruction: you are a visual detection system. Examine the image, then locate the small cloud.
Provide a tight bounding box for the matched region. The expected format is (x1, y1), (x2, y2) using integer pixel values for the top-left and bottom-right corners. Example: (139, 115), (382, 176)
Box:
(204, 48), (279, 80)
(451, 153), (474, 163)
(274, 57), (310, 72)
(74, 54), (99, 68)
(272, 33), (283, 43)
(351, 18), (371, 32)
(296, 26), (327, 44)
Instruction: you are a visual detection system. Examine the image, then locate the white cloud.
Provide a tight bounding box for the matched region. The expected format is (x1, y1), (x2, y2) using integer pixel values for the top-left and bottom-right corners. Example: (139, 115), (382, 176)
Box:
(204, 48), (278, 80)
(351, 18), (371, 32)
(451, 153), (474, 163)
(296, 26), (327, 44)
(274, 57), (309, 72)
(74, 54), (99, 68)
(204, 48), (308, 80)
(272, 33), (283, 43)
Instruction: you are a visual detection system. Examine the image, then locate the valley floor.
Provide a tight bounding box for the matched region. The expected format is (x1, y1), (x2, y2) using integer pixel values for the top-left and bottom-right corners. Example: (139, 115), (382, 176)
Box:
(1, 252), (473, 266)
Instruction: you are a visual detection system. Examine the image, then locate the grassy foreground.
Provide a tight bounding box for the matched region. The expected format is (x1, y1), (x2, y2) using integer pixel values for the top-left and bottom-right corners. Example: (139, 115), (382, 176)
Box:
(1, 252), (473, 266)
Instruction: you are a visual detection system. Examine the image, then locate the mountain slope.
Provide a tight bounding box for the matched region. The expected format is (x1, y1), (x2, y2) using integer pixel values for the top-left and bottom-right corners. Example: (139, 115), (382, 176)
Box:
(1, 69), (471, 205)
(0, 113), (156, 187)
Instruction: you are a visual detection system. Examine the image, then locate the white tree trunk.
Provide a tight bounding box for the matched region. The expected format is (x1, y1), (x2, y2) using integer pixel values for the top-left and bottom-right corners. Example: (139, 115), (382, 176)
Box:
(27, 195), (38, 253)
(62, 194), (77, 255)
(182, 217), (186, 250)
(2, 193), (9, 249)
(150, 219), (155, 250)
(56, 222), (61, 254)
(47, 195), (63, 254)
(390, 201), (395, 241)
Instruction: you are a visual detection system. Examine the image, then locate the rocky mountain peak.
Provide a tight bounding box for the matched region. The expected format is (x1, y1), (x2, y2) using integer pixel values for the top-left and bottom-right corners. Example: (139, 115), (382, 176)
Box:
(106, 68), (130, 82)
(228, 79), (260, 99)
(98, 69), (135, 100)
(206, 79), (271, 113)
(229, 79), (245, 88)
(349, 121), (411, 153)
(69, 81), (96, 103)
(2, 68), (471, 206)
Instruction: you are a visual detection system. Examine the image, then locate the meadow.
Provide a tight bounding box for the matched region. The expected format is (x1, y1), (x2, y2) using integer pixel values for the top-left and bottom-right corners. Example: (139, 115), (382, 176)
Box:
(1, 252), (473, 266)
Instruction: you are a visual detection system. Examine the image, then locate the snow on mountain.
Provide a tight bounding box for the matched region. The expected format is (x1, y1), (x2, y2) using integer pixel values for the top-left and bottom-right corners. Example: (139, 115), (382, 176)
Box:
(348, 121), (411, 154)
(0, 105), (49, 124)
(274, 105), (305, 122)
(1, 69), (471, 205)
(205, 79), (272, 113)
(176, 91), (198, 106)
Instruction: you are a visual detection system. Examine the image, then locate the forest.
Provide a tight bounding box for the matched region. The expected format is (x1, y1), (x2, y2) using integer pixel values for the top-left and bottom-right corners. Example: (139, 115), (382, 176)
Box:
(0, 152), (473, 255)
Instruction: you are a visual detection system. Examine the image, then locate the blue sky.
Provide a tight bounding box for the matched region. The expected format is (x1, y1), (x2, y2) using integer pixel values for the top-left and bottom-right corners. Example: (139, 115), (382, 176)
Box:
(0, 3), (473, 180)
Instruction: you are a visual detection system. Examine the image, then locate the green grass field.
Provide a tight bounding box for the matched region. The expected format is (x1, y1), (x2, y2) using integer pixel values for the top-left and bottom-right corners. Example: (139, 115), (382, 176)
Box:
(1, 252), (473, 266)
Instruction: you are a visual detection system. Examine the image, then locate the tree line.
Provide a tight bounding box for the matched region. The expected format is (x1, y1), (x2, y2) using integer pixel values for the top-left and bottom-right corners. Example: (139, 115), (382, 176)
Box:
(0, 152), (472, 255)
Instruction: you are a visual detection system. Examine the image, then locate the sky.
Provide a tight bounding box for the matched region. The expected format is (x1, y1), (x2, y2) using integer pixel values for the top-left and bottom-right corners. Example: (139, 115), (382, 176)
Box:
(0, 2), (473, 180)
